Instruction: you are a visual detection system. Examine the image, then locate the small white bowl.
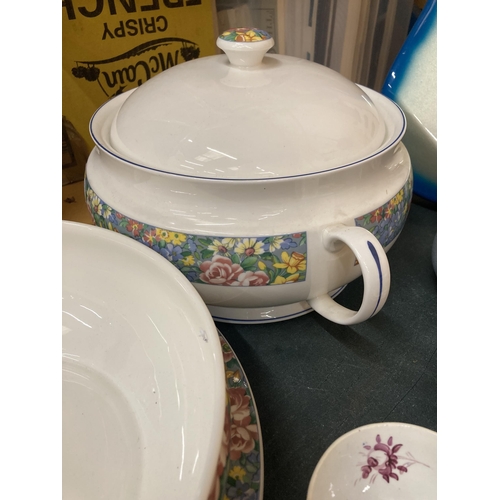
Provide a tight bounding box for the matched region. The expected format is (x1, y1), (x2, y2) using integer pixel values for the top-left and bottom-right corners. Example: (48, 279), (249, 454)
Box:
(307, 422), (437, 500)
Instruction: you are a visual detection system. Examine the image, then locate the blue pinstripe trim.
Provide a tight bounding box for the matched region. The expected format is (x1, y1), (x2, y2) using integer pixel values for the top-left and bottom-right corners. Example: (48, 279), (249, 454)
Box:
(367, 241), (383, 318)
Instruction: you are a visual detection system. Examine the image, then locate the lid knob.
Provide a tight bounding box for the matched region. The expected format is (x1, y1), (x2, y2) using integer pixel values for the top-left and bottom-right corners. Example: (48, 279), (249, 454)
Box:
(216, 28), (274, 68)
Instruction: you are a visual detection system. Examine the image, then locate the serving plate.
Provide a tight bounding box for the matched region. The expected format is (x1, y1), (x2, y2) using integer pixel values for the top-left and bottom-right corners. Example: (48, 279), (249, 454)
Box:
(62, 221), (226, 499)
(216, 331), (263, 499)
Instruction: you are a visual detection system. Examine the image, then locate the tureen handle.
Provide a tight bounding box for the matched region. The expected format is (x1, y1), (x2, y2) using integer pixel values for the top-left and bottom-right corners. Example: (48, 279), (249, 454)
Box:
(216, 28), (275, 68)
(308, 225), (391, 325)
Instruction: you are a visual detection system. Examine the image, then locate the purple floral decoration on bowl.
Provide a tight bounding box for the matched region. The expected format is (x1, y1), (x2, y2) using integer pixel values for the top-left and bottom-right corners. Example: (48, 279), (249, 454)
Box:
(357, 433), (430, 486)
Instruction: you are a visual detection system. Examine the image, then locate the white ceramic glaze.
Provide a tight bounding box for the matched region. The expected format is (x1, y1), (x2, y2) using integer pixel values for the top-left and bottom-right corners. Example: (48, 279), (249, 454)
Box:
(84, 28), (413, 325)
(307, 422), (437, 500)
(62, 221), (226, 500)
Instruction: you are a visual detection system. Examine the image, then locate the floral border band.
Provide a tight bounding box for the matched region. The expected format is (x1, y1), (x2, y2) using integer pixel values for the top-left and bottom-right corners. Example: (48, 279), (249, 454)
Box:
(85, 178), (307, 287)
(85, 174), (411, 287)
(216, 333), (262, 500)
(355, 176), (413, 248)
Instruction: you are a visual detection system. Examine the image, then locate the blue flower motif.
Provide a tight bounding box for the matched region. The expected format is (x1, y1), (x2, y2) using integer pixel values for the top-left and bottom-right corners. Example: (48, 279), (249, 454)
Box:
(166, 243), (183, 262)
(251, 470), (261, 484)
(280, 238), (298, 250)
(186, 238), (198, 252)
(263, 237), (298, 252)
(247, 450), (260, 465)
(184, 271), (198, 282)
(107, 212), (120, 226)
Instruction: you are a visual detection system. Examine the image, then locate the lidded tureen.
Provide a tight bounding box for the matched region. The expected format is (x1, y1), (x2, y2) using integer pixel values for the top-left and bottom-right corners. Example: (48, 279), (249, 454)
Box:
(85, 28), (412, 325)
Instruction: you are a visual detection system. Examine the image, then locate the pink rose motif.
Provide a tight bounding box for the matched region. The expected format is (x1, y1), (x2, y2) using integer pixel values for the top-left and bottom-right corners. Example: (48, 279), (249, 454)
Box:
(235, 270), (270, 287)
(199, 255), (244, 285)
(228, 387), (258, 460)
(229, 387), (252, 424)
(230, 422), (259, 461)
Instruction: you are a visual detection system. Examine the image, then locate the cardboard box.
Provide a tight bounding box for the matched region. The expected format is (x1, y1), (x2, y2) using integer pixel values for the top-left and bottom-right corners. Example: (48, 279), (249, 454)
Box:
(62, 0), (218, 184)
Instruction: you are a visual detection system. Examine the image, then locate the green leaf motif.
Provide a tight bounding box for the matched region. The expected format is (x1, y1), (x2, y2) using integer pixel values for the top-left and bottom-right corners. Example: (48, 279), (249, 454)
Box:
(201, 249), (214, 259)
(245, 463), (257, 474)
(241, 256), (258, 270)
(260, 252), (274, 261)
(271, 254), (281, 264)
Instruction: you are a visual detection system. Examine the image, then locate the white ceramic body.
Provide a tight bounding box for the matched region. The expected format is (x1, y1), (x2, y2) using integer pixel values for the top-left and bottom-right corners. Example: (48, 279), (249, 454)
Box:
(85, 84), (412, 325)
(307, 422), (437, 500)
(62, 221), (226, 500)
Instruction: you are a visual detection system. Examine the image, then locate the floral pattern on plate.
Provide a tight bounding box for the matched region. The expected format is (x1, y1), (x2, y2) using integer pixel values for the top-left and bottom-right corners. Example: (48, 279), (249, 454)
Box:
(356, 433), (430, 486)
(355, 176), (413, 248)
(217, 332), (262, 500)
(85, 178), (307, 286)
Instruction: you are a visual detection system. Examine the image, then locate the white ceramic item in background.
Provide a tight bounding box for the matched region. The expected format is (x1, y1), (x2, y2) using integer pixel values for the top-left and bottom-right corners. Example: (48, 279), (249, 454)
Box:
(307, 422), (437, 500)
(382, 0), (437, 203)
(85, 27), (413, 326)
(62, 221), (226, 500)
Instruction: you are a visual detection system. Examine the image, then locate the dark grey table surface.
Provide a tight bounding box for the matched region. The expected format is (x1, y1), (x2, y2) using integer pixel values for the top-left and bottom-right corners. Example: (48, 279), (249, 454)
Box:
(215, 198), (437, 500)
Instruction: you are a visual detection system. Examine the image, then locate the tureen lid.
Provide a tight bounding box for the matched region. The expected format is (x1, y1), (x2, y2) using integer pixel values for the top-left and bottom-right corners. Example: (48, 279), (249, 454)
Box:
(97, 28), (390, 180)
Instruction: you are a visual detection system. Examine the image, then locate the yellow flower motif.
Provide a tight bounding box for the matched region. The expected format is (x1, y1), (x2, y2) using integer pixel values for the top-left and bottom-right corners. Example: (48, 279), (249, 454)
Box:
(229, 465), (247, 481)
(222, 237), (237, 248)
(223, 29), (267, 42)
(208, 239), (231, 255)
(234, 238), (265, 257)
(242, 30), (262, 41)
(393, 190), (404, 205)
(104, 221), (119, 233)
(258, 261), (267, 271)
(102, 205), (112, 219)
(273, 273), (300, 284)
(226, 370), (241, 383)
(273, 252), (306, 274)
(182, 255), (195, 266)
(155, 228), (169, 241)
(166, 231), (187, 245)
(91, 196), (102, 216)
